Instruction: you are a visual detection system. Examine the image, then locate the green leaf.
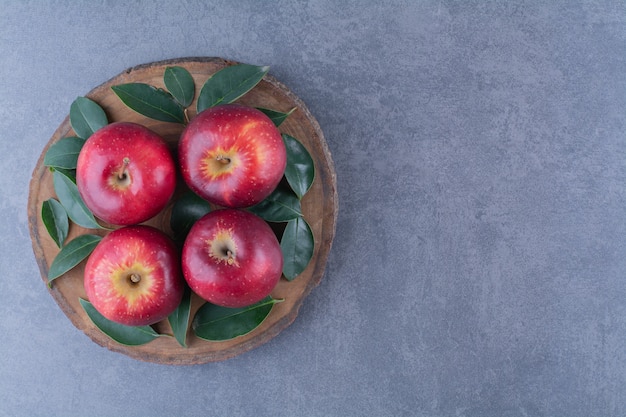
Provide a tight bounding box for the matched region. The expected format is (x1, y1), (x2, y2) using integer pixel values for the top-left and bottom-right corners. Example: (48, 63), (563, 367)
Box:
(257, 107), (295, 127)
(111, 83), (185, 123)
(192, 297), (279, 341)
(168, 286), (192, 347)
(51, 167), (76, 183)
(281, 217), (314, 280)
(164, 66), (195, 108)
(47, 234), (102, 283)
(52, 170), (102, 229)
(248, 186), (302, 222)
(170, 191), (211, 241)
(79, 298), (161, 346)
(41, 198), (69, 248)
(282, 134), (315, 199)
(197, 64), (269, 113)
(70, 97), (108, 139)
(43, 136), (85, 170)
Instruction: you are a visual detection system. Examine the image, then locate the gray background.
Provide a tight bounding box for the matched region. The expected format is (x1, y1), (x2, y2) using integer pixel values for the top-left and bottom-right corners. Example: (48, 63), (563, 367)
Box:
(2, 1), (625, 416)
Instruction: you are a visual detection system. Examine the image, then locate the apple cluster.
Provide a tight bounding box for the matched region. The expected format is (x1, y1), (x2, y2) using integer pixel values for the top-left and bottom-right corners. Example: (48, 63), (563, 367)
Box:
(76, 104), (287, 327)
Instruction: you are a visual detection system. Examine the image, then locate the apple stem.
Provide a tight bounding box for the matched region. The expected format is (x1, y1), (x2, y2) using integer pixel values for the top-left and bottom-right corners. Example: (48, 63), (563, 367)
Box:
(129, 273), (141, 284)
(118, 157), (130, 180)
(216, 155), (231, 165)
(226, 250), (235, 265)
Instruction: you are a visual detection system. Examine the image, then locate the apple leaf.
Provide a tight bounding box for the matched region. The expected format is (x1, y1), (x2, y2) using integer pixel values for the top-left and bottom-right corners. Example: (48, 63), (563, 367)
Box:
(258, 107), (295, 127)
(282, 134), (315, 199)
(192, 297), (280, 341)
(168, 286), (192, 348)
(43, 136), (85, 170)
(248, 186), (302, 222)
(51, 167), (76, 183)
(111, 83), (185, 124)
(53, 170), (103, 229)
(280, 216), (314, 280)
(170, 191), (211, 241)
(79, 299), (162, 346)
(47, 234), (102, 283)
(164, 66), (195, 108)
(70, 97), (108, 139)
(41, 198), (69, 248)
(196, 64), (269, 113)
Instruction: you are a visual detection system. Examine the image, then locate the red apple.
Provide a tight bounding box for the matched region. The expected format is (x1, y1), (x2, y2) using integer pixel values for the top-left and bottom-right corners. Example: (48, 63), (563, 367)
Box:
(182, 209), (283, 308)
(178, 104), (287, 208)
(76, 122), (176, 226)
(84, 225), (184, 326)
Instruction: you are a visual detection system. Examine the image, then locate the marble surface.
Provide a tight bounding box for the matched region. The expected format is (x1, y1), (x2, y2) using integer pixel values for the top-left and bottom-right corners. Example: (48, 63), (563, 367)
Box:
(1, 1), (625, 416)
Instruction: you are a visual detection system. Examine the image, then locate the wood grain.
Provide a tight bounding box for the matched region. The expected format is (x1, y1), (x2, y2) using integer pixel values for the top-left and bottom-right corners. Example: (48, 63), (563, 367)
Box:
(27, 57), (338, 365)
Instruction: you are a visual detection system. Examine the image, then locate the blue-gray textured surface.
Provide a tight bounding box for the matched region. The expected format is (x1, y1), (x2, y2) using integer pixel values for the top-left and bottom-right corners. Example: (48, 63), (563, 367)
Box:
(1, 1), (625, 416)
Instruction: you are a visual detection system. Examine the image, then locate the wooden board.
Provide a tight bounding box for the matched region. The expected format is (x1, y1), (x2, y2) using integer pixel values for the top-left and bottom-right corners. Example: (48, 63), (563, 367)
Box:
(27, 57), (338, 365)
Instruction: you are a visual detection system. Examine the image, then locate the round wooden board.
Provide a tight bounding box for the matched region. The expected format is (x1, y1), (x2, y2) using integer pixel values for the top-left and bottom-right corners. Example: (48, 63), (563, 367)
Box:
(27, 57), (338, 365)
